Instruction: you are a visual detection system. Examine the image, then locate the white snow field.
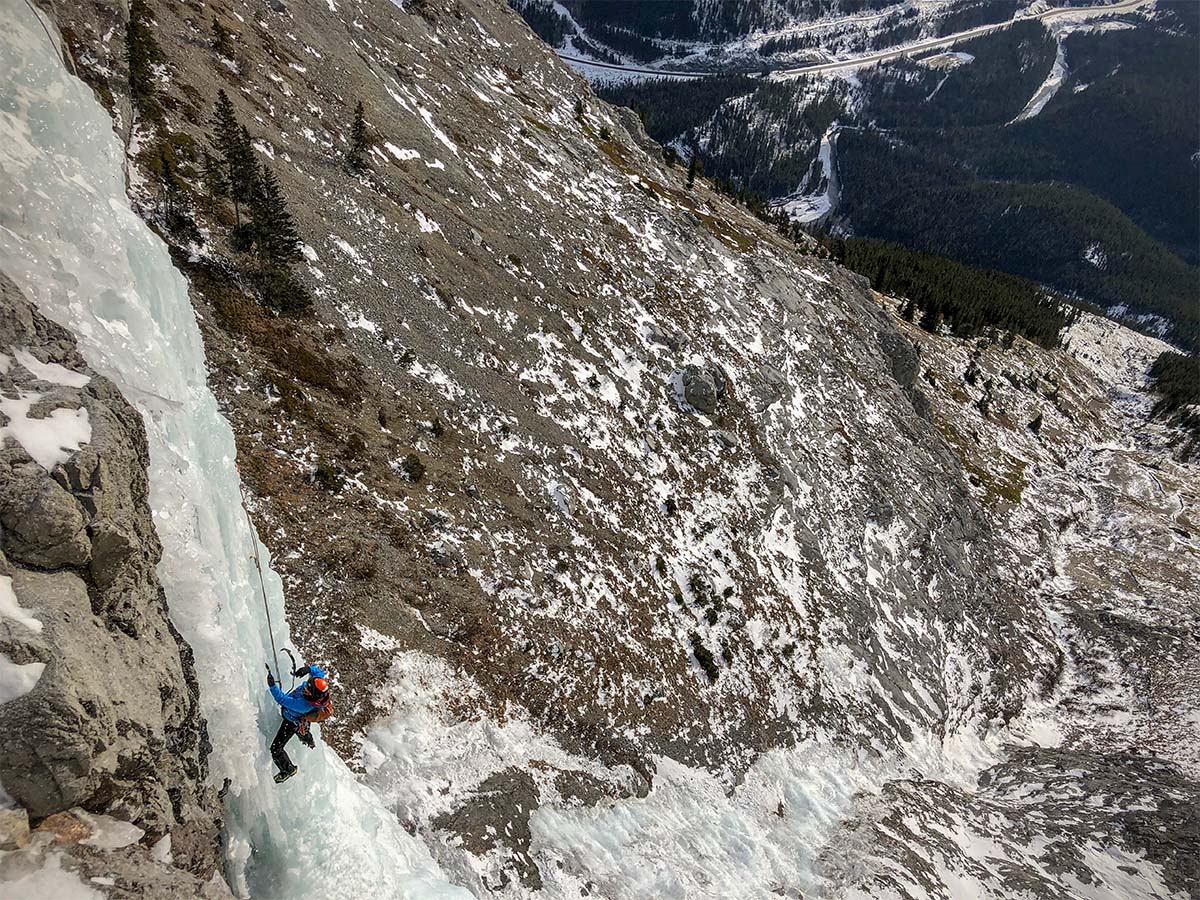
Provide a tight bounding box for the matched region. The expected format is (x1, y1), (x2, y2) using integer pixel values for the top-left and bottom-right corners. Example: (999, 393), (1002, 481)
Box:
(0, 6), (467, 898)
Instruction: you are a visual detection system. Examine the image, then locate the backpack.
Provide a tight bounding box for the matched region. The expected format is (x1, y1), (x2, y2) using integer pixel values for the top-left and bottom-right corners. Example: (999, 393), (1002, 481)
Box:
(300, 691), (333, 724)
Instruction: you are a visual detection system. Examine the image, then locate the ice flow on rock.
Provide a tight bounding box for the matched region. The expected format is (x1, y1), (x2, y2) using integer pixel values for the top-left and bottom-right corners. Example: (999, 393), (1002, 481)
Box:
(0, 7), (468, 898)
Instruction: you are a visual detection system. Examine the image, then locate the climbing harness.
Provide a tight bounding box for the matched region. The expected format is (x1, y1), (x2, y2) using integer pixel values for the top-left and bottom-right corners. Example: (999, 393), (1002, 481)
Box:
(236, 471), (280, 682)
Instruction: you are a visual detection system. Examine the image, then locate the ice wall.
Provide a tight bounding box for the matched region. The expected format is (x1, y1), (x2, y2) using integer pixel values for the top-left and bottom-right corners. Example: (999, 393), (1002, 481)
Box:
(0, 5), (467, 898)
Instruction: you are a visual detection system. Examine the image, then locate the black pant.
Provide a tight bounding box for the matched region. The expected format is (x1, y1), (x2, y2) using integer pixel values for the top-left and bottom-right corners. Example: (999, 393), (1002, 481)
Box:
(271, 719), (298, 774)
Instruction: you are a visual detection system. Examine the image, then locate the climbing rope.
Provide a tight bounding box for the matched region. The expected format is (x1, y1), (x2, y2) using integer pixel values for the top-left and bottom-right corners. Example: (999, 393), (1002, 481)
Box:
(237, 473), (280, 682)
(22, 0), (80, 78)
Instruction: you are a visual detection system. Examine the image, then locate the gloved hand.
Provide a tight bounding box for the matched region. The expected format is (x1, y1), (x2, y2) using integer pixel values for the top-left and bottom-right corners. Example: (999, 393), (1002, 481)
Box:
(300, 732), (315, 749)
(265, 664), (276, 688)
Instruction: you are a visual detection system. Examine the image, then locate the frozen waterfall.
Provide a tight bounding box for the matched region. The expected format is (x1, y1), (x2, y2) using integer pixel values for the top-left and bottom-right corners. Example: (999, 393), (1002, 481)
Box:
(0, 5), (467, 898)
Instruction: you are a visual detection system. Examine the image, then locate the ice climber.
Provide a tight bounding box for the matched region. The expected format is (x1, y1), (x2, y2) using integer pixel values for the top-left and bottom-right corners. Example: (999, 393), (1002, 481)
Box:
(266, 663), (333, 783)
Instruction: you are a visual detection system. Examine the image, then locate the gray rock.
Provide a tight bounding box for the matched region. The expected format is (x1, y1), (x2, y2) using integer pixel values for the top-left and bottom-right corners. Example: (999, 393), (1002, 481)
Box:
(0, 808), (29, 850)
(647, 325), (686, 352)
(0, 273), (222, 883)
(876, 328), (931, 419)
(0, 469), (91, 567)
(713, 430), (738, 450)
(681, 363), (729, 414)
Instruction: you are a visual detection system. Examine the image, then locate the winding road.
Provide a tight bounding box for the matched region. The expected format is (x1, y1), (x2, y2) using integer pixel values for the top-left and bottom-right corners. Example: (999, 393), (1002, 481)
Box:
(556, 0), (1154, 80)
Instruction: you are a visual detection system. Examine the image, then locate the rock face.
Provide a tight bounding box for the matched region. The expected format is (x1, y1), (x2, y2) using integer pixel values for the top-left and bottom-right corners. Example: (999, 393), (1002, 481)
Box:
(0, 274), (225, 891)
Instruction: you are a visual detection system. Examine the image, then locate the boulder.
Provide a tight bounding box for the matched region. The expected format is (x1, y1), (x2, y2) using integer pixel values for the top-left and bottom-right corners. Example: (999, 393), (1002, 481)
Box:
(0, 808), (29, 850)
(0, 468), (91, 568)
(681, 363), (729, 414)
(432, 767), (543, 889)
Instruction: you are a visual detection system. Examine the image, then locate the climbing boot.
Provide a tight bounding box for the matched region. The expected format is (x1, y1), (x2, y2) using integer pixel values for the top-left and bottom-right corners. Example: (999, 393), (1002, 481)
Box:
(274, 766), (298, 784)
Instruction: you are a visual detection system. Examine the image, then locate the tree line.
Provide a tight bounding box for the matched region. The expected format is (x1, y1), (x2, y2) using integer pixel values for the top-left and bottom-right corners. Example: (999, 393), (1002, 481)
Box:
(1148, 351), (1200, 459)
(818, 233), (1076, 348)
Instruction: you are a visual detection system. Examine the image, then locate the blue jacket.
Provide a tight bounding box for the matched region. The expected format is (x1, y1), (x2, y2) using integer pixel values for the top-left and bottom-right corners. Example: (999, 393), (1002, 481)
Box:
(270, 666), (327, 723)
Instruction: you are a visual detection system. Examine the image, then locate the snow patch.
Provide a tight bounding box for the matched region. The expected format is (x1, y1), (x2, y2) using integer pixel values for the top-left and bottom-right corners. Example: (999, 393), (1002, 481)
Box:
(0, 574), (42, 633)
(12, 348), (91, 387)
(385, 142), (420, 162)
(0, 652), (45, 704)
(0, 392), (91, 471)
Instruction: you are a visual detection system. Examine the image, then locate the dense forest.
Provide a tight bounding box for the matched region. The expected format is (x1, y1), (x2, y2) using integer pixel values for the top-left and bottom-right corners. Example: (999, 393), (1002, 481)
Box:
(932, 0), (1021, 36)
(952, 26), (1199, 264)
(859, 21), (1056, 128)
(1148, 351), (1200, 459)
(598, 76), (843, 198)
(517, 0), (918, 48)
(596, 75), (761, 152)
(835, 130), (1200, 352)
(561, 0), (698, 42)
(819, 234), (1074, 348)
(508, 0), (572, 47)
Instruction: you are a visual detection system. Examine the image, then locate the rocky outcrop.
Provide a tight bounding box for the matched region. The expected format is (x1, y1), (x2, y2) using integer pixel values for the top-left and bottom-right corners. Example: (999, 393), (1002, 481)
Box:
(432, 768), (543, 890)
(679, 363), (730, 414)
(0, 273), (225, 890)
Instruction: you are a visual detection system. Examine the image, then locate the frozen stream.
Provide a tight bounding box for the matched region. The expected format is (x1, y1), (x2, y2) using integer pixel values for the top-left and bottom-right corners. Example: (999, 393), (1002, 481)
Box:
(0, 4), (466, 898)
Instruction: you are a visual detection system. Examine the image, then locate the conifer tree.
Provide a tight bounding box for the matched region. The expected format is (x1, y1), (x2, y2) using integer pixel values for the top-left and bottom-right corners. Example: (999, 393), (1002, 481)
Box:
(347, 101), (369, 171)
(211, 90), (243, 219)
(686, 155), (699, 188)
(211, 16), (234, 58)
(202, 150), (228, 200)
(211, 89), (240, 158)
(233, 125), (262, 202)
(156, 145), (180, 222)
(227, 127), (261, 247)
(250, 167), (302, 267)
(125, 0), (163, 116)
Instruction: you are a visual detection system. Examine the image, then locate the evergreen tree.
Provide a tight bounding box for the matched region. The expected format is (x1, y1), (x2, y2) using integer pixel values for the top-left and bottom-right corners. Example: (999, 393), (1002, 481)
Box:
(211, 90), (240, 157)
(234, 125), (262, 200)
(125, 0), (164, 117)
(202, 150), (228, 200)
(347, 101), (369, 171)
(157, 144), (182, 218)
(223, 123), (262, 234)
(686, 154), (701, 188)
(211, 16), (234, 57)
(211, 90), (243, 220)
(250, 167), (302, 267)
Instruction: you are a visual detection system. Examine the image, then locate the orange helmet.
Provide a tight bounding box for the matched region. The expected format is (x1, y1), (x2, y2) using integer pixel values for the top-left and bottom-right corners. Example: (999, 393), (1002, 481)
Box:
(312, 677), (328, 692)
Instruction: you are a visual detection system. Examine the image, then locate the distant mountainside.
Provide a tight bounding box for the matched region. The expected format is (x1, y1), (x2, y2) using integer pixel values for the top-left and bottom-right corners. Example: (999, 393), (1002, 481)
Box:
(518, 0), (1200, 352)
(518, 0), (1016, 51)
